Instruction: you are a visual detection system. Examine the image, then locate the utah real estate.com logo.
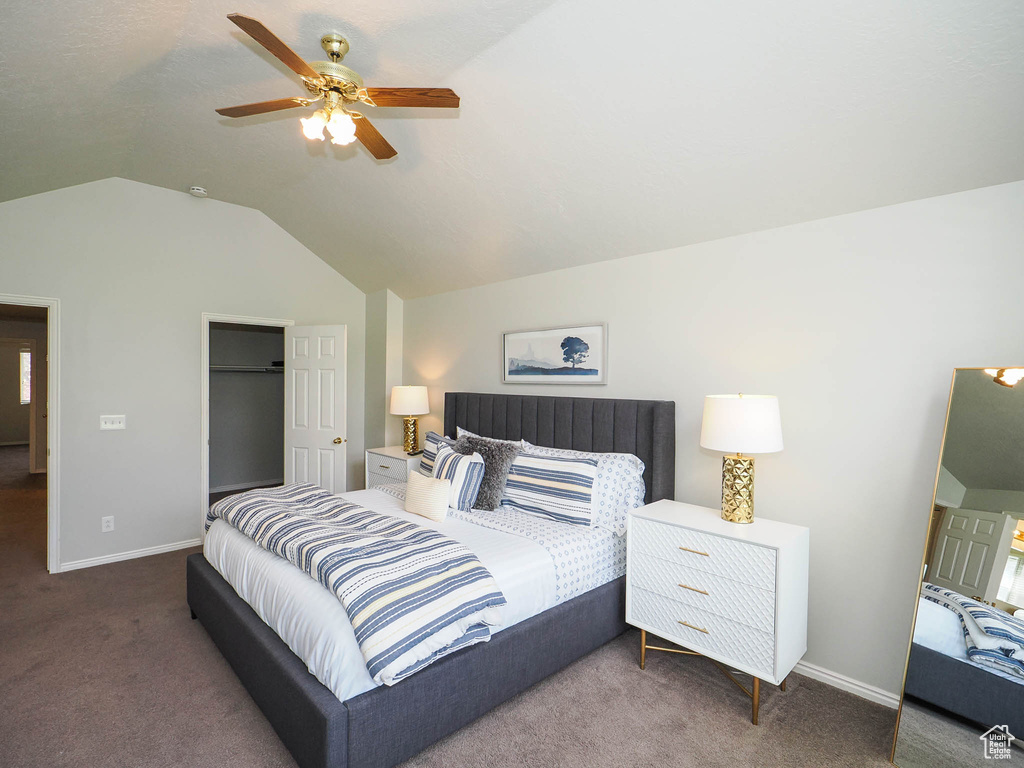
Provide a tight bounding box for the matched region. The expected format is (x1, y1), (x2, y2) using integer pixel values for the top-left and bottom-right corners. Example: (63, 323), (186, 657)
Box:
(980, 725), (1015, 760)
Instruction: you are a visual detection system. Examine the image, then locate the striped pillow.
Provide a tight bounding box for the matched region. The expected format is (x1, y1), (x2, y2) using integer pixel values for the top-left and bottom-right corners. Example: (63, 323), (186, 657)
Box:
(501, 451), (599, 526)
(418, 431), (455, 476)
(432, 445), (485, 512)
(404, 471), (451, 522)
(522, 441), (645, 536)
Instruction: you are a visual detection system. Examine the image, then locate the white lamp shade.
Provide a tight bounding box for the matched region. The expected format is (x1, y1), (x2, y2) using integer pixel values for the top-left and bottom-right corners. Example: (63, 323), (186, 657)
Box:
(700, 394), (783, 454)
(390, 386), (430, 416)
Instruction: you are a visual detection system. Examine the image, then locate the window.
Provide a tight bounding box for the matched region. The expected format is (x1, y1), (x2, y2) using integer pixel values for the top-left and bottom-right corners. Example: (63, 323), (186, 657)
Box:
(19, 349), (30, 405)
(997, 524), (1024, 609)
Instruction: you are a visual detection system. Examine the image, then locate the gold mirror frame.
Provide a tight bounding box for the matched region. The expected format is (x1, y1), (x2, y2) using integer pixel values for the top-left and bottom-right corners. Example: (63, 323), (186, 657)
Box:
(890, 366), (1024, 765)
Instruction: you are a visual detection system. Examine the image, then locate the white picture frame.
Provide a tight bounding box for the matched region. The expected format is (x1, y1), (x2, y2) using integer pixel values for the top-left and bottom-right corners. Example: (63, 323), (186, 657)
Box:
(502, 324), (607, 384)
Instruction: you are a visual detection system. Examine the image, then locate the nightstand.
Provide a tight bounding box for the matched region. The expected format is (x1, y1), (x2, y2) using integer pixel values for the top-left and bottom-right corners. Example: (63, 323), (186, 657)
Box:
(626, 499), (809, 725)
(365, 446), (421, 489)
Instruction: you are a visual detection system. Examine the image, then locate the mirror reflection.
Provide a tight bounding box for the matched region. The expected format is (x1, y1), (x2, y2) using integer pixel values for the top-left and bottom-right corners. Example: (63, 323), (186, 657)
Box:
(893, 368), (1024, 766)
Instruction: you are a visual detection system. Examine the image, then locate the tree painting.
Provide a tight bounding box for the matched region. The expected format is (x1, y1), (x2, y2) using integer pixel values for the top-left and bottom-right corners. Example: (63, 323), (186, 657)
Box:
(560, 336), (590, 368)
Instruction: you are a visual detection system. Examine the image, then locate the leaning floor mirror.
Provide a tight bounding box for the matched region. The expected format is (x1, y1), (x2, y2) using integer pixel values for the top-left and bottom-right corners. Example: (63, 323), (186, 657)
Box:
(892, 368), (1024, 766)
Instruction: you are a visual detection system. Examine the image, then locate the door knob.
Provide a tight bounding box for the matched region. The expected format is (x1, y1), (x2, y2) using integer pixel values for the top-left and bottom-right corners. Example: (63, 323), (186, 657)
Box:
(333, 437), (346, 444)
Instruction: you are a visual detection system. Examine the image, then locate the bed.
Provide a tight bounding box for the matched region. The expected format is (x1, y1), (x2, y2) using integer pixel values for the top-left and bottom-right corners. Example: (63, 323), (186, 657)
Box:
(187, 392), (676, 768)
(905, 594), (1024, 737)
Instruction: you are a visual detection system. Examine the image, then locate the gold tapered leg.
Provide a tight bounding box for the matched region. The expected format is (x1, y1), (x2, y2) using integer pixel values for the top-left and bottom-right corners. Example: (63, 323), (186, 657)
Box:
(640, 629), (647, 670)
(780, 676), (787, 692)
(752, 677), (760, 725)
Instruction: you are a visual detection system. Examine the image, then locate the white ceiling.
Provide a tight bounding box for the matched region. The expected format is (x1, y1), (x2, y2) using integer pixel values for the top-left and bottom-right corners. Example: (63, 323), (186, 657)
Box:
(2, 0), (1023, 298)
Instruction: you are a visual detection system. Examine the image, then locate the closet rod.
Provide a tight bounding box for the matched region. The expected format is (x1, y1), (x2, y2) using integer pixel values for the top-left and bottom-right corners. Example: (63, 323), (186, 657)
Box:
(209, 365), (284, 373)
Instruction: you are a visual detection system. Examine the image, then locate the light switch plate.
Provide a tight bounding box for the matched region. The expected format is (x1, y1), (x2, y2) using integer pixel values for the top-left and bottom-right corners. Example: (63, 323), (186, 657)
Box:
(100, 415), (126, 430)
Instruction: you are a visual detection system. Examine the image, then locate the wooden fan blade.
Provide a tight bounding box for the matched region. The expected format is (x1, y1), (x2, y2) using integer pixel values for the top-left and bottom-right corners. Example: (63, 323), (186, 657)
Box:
(363, 87), (460, 108)
(354, 117), (397, 159)
(227, 13), (324, 83)
(216, 97), (313, 117)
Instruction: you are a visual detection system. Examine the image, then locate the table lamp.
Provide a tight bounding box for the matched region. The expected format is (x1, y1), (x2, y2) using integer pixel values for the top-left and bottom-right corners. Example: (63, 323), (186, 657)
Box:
(700, 394), (783, 524)
(390, 385), (430, 453)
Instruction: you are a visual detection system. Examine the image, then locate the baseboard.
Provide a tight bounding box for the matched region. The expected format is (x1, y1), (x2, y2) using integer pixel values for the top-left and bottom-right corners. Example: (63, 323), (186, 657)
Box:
(209, 479), (283, 494)
(60, 538), (202, 573)
(793, 659), (900, 709)
(0, 441), (29, 446)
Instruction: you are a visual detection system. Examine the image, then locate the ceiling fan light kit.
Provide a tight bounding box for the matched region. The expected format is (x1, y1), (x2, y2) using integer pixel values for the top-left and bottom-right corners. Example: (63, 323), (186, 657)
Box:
(216, 14), (460, 159)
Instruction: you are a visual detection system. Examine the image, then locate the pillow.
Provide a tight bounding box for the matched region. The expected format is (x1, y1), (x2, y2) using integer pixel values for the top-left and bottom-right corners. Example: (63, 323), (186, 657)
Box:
(432, 444), (485, 512)
(418, 431), (456, 476)
(501, 451), (599, 526)
(522, 440), (645, 536)
(404, 471), (451, 522)
(452, 436), (521, 511)
(456, 427), (523, 447)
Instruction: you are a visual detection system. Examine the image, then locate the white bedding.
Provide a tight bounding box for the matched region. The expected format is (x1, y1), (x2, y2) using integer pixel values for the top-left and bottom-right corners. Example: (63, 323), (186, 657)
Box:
(913, 596), (1024, 685)
(204, 487), (622, 703)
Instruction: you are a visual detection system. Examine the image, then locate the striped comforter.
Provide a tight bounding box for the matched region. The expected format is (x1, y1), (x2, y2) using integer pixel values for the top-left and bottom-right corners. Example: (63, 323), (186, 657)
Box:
(207, 483), (507, 685)
(921, 582), (1024, 680)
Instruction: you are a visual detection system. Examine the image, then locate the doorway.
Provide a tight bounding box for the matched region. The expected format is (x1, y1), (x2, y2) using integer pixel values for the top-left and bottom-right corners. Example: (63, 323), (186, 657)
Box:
(207, 321), (287, 505)
(0, 300), (55, 573)
(200, 313), (293, 531)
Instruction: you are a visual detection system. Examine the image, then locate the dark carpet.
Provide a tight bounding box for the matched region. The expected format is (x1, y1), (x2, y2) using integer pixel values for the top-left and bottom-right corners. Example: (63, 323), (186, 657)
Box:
(1, 445), (899, 767)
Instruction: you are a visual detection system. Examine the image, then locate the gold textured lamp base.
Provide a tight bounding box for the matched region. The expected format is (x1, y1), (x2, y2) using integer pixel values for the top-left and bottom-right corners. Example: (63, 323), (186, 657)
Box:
(402, 416), (419, 453)
(721, 454), (755, 524)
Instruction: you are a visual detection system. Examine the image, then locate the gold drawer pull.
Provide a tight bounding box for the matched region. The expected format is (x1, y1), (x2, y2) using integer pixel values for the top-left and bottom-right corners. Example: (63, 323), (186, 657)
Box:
(679, 545), (709, 557)
(379, 464), (390, 469)
(678, 620), (709, 634)
(678, 583), (708, 595)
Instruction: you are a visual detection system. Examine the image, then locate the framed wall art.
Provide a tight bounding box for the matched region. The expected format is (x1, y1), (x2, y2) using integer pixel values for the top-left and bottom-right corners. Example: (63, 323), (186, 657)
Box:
(502, 324), (606, 384)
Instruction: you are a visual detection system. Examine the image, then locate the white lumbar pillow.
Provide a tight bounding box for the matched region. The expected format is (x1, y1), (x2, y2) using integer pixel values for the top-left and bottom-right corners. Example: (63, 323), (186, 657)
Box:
(405, 470), (451, 522)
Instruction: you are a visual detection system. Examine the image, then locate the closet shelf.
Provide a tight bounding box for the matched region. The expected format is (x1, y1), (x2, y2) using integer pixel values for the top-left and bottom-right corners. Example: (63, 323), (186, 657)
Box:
(210, 365), (284, 373)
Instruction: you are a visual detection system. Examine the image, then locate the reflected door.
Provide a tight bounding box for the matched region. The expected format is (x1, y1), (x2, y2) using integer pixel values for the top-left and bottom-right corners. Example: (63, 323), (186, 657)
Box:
(284, 325), (347, 493)
(927, 508), (1017, 601)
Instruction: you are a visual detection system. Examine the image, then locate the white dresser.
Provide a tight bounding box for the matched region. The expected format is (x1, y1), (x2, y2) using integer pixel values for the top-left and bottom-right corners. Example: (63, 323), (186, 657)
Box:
(626, 499), (809, 724)
(364, 446), (421, 489)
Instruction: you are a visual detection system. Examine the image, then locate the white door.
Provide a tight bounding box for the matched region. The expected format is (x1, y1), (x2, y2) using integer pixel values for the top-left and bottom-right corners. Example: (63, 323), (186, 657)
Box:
(284, 325), (347, 493)
(927, 507), (1017, 601)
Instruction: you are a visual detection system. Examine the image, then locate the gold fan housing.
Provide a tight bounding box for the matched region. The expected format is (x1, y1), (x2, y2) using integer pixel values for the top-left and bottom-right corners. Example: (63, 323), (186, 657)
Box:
(304, 60), (364, 95)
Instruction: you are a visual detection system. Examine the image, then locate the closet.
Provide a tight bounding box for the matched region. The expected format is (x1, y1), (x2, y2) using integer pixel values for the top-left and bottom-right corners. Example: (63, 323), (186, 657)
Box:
(208, 322), (284, 497)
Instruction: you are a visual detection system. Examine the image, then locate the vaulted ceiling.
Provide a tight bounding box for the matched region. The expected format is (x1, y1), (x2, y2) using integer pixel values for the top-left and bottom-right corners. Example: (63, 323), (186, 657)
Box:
(943, 369), (1024, 493)
(3, 0), (1023, 298)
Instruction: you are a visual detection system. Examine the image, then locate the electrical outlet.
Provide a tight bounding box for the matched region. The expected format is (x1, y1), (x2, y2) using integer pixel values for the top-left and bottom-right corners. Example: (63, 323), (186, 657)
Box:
(100, 415), (126, 430)
(101, 516), (115, 533)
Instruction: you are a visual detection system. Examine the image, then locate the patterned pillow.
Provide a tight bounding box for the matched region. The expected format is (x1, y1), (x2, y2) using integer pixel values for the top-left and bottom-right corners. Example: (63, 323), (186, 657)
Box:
(501, 451), (599, 526)
(522, 441), (645, 536)
(432, 444), (485, 512)
(418, 431), (456, 476)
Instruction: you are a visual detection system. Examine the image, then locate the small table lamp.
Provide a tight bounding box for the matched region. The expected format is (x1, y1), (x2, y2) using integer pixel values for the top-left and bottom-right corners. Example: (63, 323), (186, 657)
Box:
(700, 394), (783, 524)
(390, 385), (430, 453)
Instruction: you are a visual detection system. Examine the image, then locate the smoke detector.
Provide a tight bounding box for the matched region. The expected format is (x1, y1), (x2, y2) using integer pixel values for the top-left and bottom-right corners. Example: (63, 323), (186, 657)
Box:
(189, 186), (208, 198)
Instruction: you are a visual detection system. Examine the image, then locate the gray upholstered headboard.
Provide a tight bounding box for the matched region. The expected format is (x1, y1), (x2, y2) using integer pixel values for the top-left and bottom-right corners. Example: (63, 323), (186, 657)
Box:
(443, 392), (675, 503)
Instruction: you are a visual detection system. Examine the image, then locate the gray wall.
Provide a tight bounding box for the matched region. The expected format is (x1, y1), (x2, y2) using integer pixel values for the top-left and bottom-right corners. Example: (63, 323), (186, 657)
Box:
(960, 489), (1024, 519)
(364, 289), (404, 451)
(0, 177), (366, 566)
(402, 180), (1024, 697)
(209, 324), (284, 490)
(0, 318), (47, 466)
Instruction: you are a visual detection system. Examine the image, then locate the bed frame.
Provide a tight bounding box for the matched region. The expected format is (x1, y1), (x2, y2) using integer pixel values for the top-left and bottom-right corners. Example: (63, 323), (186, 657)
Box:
(187, 392), (675, 768)
(904, 642), (1024, 738)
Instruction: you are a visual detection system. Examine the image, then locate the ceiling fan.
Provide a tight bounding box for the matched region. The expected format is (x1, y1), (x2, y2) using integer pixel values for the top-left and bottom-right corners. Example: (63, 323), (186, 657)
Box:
(215, 13), (460, 159)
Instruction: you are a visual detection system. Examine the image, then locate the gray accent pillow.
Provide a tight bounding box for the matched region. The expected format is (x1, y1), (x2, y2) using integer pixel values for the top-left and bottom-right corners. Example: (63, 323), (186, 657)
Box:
(453, 436), (521, 511)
